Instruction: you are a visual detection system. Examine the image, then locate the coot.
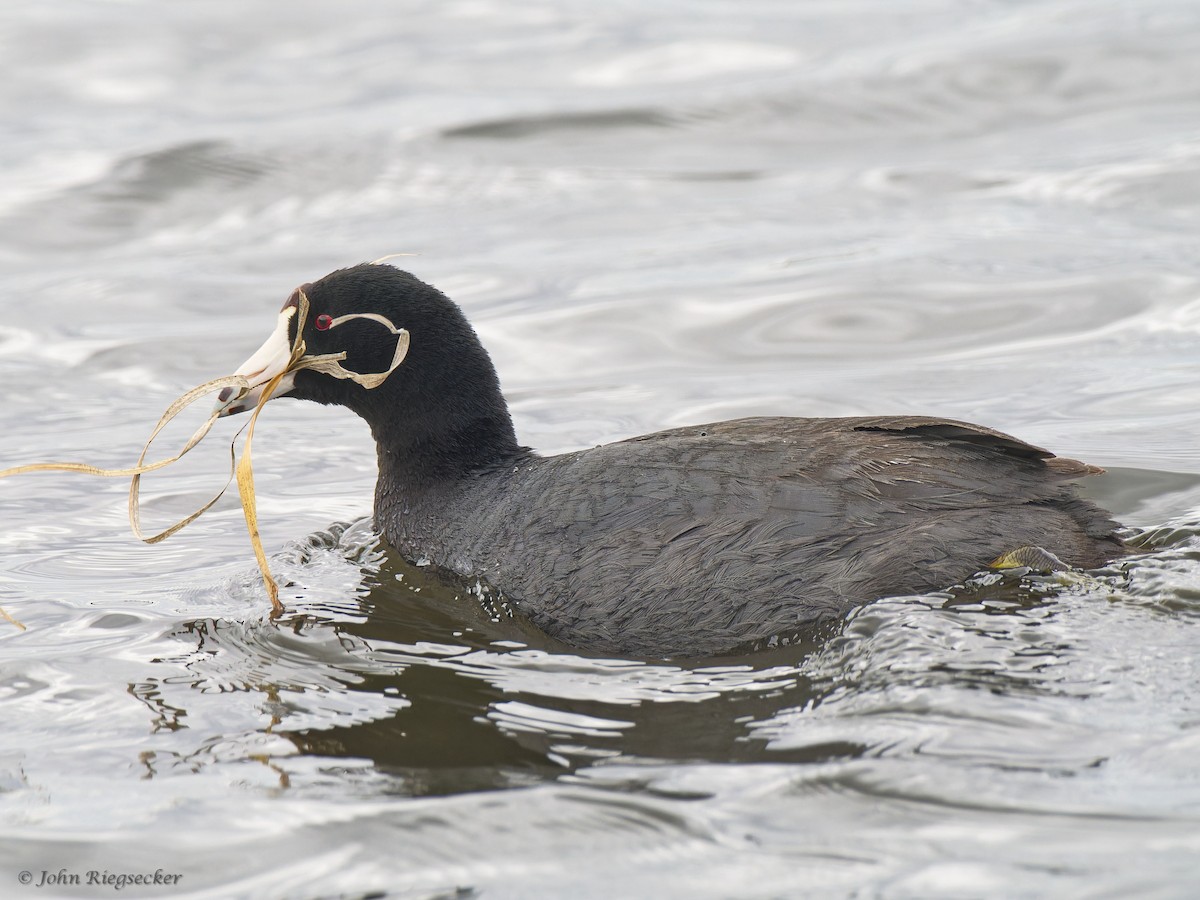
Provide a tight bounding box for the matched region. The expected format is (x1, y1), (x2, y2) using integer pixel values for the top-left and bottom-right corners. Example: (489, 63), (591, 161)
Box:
(215, 264), (1125, 657)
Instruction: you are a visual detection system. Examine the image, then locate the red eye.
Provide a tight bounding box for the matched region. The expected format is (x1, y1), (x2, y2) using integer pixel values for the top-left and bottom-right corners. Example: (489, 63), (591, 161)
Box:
(315, 314), (333, 331)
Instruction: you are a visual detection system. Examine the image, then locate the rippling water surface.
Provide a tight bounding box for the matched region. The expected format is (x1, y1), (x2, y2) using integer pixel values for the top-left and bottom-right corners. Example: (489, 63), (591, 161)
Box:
(3, 1), (1200, 896)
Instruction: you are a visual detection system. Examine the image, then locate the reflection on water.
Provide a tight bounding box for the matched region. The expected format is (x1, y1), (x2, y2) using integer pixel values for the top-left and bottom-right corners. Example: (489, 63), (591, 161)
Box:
(3, 0), (1200, 895)
(128, 522), (839, 797)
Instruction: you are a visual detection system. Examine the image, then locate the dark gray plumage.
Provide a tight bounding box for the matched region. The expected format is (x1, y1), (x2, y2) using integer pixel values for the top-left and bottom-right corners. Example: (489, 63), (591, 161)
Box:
(250, 264), (1126, 657)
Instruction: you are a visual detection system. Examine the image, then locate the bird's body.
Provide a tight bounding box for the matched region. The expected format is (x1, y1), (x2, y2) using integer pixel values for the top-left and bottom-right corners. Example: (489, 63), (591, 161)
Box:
(377, 415), (1121, 656)
(218, 264), (1125, 657)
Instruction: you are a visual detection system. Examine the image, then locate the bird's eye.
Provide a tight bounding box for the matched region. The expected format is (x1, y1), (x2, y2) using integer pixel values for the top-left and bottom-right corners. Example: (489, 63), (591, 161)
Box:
(315, 314), (333, 331)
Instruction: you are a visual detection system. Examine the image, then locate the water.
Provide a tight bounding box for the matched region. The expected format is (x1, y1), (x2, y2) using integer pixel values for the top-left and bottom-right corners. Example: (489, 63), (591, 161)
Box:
(2, 0), (1200, 896)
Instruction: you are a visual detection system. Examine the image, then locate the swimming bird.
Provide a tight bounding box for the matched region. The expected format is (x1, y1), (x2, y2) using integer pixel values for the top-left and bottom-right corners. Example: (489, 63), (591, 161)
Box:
(215, 264), (1125, 657)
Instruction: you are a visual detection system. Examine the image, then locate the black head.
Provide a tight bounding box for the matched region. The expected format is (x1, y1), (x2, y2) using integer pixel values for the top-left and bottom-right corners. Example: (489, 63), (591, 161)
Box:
(220, 263), (521, 479)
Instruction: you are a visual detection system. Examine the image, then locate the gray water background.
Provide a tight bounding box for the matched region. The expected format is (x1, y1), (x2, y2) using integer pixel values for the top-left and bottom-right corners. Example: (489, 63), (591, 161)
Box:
(2, 1), (1200, 896)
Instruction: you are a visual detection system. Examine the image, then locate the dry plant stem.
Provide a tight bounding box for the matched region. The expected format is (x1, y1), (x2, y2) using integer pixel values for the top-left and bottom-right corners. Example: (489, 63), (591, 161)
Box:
(0, 284), (409, 630)
(236, 370), (288, 614)
(0, 375), (250, 632)
(0, 606), (26, 632)
(0, 375), (246, 487)
(128, 375), (250, 543)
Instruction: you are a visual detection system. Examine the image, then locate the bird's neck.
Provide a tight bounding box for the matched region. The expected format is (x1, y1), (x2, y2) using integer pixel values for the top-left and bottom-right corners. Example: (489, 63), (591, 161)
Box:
(371, 407), (527, 563)
(361, 337), (526, 510)
(371, 406), (524, 491)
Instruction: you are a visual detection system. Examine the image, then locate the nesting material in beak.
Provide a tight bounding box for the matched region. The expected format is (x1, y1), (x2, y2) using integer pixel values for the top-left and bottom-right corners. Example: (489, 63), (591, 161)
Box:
(214, 306), (298, 417)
